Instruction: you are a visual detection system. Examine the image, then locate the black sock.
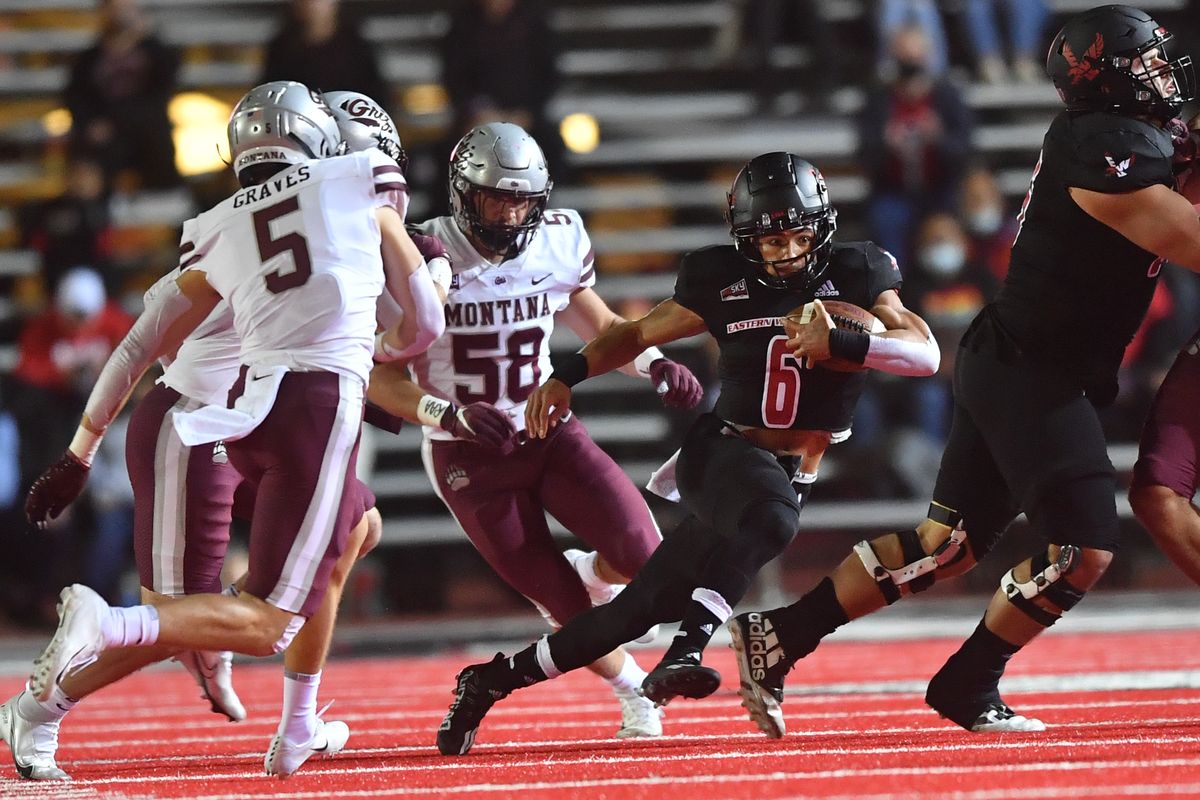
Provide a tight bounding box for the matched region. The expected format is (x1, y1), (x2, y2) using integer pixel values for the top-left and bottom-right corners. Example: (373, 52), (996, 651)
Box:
(478, 644), (547, 693)
(932, 620), (1022, 700)
(663, 598), (725, 663)
(772, 577), (850, 661)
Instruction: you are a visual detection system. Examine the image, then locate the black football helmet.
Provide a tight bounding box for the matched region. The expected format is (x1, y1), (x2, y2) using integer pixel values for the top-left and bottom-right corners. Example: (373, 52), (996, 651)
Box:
(727, 152), (838, 290)
(1046, 5), (1194, 121)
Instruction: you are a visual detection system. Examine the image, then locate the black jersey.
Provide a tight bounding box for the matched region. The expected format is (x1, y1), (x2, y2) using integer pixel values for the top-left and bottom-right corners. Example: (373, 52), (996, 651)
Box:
(673, 242), (902, 432)
(986, 110), (1175, 399)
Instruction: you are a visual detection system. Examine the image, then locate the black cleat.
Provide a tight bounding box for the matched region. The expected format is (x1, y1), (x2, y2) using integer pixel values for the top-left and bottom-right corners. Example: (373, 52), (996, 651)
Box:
(640, 653), (722, 706)
(728, 611), (790, 738)
(436, 654), (510, 756)
(925, 662), (1046, 733)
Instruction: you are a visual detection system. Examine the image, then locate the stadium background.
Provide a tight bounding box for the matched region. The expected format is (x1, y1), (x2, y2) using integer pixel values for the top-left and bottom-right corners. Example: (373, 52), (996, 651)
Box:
(0, 0), (1197, 653)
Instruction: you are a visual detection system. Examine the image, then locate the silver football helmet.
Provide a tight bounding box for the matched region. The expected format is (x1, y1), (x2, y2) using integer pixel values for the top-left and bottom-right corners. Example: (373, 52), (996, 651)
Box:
(449, 122), (552, 261)
(227, 81), (343, 185)
(324, 90), (409, 173)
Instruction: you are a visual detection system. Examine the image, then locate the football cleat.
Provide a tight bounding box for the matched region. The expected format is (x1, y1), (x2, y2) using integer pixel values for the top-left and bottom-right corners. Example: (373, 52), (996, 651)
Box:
(0, 692), (69, 781)
(614, 691), (663, 738)
(264, 711), (349, 778)
(30, 585), (108, 703)
(728, 611), (789, 738)
(563, 549), (659, 645)
(640, 653), (722, 706)
(437, 654), (510, 756)
(925, 663), (1046, 733)
(176, 650), (246, 722)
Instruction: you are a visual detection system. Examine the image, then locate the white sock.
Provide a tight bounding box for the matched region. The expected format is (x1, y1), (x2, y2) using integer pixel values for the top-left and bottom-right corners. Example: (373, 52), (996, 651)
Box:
(606, 652), (648, 697)
(18, 681), (77, 723)
(574, 551), (614, 591)
(101, 605), (160, 648)
(280, 670), (321, 742)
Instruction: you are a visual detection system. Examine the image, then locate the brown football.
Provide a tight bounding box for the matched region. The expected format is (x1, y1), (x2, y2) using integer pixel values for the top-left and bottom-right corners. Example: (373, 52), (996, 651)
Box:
(783, 299), (885, 372)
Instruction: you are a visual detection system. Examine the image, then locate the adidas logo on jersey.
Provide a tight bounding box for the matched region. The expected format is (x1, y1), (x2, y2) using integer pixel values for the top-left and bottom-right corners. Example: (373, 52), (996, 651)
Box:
(720, 278), (749, 301)
(813, 280), (839, 298)
(745, 612), (784, 681)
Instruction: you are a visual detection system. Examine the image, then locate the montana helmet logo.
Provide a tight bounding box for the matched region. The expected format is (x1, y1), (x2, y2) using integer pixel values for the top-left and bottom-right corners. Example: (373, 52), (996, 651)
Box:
(720, 278), (749, 301)
(1105, 152), (1134, 177)
(1063, 33), (1104, 84)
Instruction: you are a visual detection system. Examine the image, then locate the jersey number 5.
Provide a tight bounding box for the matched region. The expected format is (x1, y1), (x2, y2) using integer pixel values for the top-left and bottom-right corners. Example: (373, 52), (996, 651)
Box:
(254, 196), (312, 294)
(762, 335), (802, 428)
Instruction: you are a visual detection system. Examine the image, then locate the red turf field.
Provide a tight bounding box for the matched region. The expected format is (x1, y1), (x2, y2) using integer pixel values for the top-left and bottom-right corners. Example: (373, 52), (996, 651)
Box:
(3, 629), (1200, 799)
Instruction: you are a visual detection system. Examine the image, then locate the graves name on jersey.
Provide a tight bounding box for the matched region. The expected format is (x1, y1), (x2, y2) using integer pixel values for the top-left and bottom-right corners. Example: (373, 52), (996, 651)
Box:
(674, 242), (901, 431)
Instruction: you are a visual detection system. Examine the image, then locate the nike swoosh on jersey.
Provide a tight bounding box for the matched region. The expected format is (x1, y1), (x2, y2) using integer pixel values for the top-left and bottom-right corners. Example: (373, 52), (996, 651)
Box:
(531, 274), (551, 285)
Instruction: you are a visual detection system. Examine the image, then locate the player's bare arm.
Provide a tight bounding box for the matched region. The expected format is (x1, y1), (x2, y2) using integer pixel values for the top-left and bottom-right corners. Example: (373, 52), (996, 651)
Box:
(25, 269), (221, 528)
(525, 299), (706, 438)
(1070, 183), (1200, 270)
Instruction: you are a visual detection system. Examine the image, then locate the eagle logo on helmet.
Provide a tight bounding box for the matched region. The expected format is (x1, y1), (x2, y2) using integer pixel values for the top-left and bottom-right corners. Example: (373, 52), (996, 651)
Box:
(1063, 33), (1104, 84)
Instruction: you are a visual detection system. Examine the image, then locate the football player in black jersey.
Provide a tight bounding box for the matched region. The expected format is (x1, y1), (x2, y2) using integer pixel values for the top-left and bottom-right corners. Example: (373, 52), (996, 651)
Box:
(433, 151), (940, 755)
(721, 4), (1200, 741)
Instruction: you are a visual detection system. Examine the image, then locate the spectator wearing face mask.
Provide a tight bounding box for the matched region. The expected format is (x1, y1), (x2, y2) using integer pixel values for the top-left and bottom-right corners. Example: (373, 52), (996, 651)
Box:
(858, 25), (976, 268)
(960, 167), (1020, 283)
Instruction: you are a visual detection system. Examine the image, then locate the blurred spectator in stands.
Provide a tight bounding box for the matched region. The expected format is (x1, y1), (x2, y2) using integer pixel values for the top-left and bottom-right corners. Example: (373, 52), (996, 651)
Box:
(261, 0), (387, 105)
(960, 166), (1019, 284)
(885, 212), (992, 497)
(721, 0), (843, 112)
(64, 0), (181, 191)
(4, 268), (134, 626)
(858, 24), (975, 267)
(18, 153), (113, 295)
(959, 0), (1048, 84)
(440, 0), (560, 172)
(875, 0), (950, 77)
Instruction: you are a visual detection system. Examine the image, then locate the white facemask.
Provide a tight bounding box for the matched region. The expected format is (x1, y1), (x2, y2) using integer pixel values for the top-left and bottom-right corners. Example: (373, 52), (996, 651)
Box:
(966, 206), (1003, 236)
(919, 242), (966, 278)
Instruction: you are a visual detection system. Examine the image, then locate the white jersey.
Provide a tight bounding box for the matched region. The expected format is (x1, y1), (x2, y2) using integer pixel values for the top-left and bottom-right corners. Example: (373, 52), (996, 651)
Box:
(155, 148), (407, 406)
(181, 149), (406, 388)
(412, 208), (595, 438)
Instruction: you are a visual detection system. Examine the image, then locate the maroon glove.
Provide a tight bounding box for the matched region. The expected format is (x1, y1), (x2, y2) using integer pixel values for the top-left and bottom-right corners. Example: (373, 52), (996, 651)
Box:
(1168, 116), (1199, 170)
(649, 358), (704, 409)
(441, 402), (517, 450)
(408, 231), (449, 263)
(26, 451), (90, 529)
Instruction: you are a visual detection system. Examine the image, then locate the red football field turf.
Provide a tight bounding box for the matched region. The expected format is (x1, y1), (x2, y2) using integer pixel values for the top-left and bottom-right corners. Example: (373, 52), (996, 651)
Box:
(3, 629), (1200, 799)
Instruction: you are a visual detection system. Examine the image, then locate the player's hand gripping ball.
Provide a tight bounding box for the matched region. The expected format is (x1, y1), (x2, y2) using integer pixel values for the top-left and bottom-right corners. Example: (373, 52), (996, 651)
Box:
(783, 299), (884, 372)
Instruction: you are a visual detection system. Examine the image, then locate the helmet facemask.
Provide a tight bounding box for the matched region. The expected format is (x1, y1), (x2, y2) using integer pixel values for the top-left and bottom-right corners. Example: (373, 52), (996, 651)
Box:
(727, 152), (838, 291)
(1119, 34), (1195, 119)
(448, 122), (552, 262)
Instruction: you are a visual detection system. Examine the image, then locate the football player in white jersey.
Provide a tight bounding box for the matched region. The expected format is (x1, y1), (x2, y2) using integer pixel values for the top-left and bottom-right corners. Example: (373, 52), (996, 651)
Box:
(4, 83), (441, 781)
(366, 122), (704, 746)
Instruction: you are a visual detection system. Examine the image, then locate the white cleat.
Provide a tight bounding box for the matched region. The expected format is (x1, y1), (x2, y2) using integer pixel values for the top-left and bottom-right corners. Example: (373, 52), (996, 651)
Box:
(176, 650), (246, 722)
(0, 692), (70, 781)
(969, 705), (1047, 733)
(614, 691), (663, 739)
(264, 717), (350, 778)
(30, 585), (108, 703)
(563, 549), (660, 645)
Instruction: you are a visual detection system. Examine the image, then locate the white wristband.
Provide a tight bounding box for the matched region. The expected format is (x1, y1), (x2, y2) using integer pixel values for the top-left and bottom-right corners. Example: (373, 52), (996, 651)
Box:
(416, 394), (453, 428)
(374, 331), (402, 362)
(69, 425), (103, 467)
(633, 347), (666, 378)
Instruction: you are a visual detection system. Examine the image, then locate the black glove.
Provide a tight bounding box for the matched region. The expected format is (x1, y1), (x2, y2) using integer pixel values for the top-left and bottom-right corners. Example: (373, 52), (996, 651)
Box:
(26, 451), (90, 529)
(442, 402), (517, 450)
(649, 358), (704, 409)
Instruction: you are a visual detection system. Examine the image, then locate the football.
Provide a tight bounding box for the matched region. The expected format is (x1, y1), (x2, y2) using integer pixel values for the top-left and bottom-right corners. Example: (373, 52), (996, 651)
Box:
(783, 299), (885, 372)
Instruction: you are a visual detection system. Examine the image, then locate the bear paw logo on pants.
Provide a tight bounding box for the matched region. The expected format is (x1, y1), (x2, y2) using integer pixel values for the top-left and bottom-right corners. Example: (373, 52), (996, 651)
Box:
(446, 466), (470, 492)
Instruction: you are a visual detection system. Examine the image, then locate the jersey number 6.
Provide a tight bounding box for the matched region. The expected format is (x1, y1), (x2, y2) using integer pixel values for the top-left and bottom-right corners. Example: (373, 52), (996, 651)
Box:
(254, 196), (313, 294)
(762, 334), (802, 428)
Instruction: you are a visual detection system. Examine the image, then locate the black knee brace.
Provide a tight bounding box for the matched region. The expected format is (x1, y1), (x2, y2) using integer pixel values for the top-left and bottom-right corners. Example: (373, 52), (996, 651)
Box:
(855, 503), (969, 604)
